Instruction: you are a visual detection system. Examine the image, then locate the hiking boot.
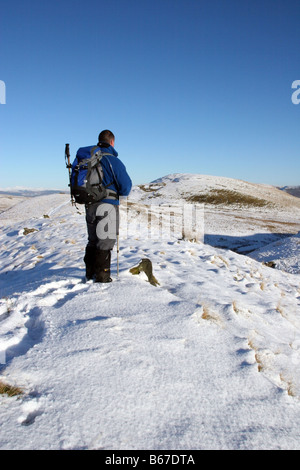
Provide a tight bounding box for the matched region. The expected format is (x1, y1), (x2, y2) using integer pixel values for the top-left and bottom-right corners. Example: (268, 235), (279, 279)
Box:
(95, 269), (112, 283)
(94, 250), (112, 283)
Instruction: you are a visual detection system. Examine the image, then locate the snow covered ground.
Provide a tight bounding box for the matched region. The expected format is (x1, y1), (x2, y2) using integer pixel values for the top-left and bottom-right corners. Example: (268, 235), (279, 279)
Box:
(0, 177), (300, 450)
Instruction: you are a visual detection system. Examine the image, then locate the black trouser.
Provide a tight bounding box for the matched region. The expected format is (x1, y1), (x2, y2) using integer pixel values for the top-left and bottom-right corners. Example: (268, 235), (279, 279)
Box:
(84, 202), (119, 281)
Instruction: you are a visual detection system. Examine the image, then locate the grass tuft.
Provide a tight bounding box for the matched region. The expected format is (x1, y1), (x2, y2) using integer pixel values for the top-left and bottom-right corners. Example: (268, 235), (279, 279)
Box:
(0, 380), (24, 397)
(187, 189), (271, 207)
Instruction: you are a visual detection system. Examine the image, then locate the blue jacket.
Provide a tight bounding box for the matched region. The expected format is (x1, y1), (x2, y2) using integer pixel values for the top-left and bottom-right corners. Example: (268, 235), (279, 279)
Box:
(75, 143), (132, 205)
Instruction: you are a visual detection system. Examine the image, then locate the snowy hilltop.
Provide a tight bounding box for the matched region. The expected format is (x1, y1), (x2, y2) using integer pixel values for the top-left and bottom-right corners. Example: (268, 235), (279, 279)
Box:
(0, 174), (300, 450)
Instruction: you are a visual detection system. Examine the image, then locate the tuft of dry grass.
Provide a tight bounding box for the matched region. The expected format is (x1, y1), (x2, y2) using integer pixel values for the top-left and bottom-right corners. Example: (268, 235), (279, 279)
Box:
(276, 302), (284, 316)
(280, 374), (296, 397)
(232, 301), (240, 314)
(211, 255), (229, 268)
(247, 338), (256, 350)
(0, 380), (24, 397)
(23, 227), (38, 236)
(201, 304), (222, 326)
(201, 305), (213, 321)
(254, 353), (264, 372)
(247, 338), (263, 372)
(187, 189), (272, 207)
(260, 281), (266, 291)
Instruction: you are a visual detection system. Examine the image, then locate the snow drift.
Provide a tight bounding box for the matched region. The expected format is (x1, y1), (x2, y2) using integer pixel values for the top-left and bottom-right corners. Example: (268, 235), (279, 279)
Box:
(0, 175), (300, 450)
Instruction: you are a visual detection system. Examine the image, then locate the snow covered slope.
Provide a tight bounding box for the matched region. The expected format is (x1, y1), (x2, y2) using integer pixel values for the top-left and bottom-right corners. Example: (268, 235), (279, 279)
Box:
(250, 231), (300, 274)
(0, 180), (300, 450)
(130, 173), (300, 208)
(0, 195), (26, 214)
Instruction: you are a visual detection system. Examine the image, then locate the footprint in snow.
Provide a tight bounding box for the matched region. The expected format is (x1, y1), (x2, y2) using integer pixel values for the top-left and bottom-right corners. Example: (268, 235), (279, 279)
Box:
(18, 399), (44, 426)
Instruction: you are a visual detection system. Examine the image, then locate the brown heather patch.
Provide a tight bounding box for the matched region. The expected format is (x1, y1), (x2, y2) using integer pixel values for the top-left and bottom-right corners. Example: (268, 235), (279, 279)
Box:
(186, 189), (272, 207)
(0, 380), (24, 397)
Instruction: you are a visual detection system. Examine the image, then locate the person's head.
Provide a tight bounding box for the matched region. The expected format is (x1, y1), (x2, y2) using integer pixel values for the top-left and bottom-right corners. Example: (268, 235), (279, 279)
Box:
(98, 130), (115, 147)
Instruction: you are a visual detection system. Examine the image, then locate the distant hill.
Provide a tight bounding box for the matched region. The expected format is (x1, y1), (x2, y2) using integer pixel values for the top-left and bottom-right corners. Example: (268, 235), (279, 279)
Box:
(130, 173), (300, 210)
(0, 189), (68, 213)
(279, 186), (300, 198)
(0, 189), (67, 197)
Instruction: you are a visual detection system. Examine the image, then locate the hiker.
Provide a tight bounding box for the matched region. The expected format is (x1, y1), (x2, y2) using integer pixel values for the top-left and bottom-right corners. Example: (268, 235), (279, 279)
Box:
(82, 130), (132, 282)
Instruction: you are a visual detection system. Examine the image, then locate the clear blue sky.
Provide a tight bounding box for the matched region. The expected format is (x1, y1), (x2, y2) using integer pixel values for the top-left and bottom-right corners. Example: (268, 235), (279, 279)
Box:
(0, 0), (299, 190)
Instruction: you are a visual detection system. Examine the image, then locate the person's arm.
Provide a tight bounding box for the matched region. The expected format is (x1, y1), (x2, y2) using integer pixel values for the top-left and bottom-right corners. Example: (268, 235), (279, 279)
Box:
(109, 157), (132, 196)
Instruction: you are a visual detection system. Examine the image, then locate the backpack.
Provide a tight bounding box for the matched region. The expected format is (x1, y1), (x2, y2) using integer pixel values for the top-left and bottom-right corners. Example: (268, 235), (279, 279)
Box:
(70, 146), (118, 205)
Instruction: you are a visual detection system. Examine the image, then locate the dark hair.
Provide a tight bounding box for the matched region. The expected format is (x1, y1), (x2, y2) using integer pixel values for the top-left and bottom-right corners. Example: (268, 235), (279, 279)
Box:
(98, 129), (115, 144)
